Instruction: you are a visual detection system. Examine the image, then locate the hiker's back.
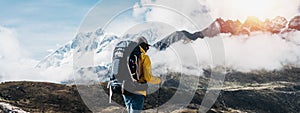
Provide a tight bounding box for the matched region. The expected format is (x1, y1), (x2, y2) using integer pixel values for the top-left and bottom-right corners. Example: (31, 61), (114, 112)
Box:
(108, 40), (148, 103)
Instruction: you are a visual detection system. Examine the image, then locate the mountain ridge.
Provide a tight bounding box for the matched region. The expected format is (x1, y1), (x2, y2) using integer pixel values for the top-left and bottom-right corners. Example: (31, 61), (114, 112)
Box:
(35, 15), (300, 84)
(37, 15), (300, 70)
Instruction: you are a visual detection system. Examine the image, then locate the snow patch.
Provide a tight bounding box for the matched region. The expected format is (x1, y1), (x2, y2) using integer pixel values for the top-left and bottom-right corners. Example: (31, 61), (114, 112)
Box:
(0, 102), (29, 113)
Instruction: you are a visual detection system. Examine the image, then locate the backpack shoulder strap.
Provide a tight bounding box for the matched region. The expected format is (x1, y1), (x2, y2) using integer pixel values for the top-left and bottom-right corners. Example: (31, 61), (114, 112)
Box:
(134, 54), (140, 81)
(126, 56), (138, 82)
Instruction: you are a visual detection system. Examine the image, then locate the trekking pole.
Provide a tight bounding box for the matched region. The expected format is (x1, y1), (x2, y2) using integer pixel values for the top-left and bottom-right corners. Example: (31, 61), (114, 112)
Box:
(156, 78), (161, 113)
(156, 74), (165, 113)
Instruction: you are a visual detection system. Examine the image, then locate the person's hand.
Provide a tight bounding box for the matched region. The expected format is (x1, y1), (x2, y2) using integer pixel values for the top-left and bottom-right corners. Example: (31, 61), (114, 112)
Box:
(161, 79), (165, 86)
(160, 74), (166, 86)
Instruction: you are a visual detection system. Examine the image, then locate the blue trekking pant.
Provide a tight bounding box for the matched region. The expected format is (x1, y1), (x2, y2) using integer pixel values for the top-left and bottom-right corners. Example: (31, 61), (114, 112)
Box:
(122, 93), (145, 113)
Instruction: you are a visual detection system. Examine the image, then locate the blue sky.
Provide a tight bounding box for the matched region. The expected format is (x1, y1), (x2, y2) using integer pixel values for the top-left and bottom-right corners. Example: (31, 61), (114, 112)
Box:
(1, 0), (299, 60)
(0, 0), (139, 59)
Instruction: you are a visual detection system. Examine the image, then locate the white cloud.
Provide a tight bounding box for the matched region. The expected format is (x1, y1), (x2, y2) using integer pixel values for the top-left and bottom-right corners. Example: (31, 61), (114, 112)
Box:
(129, 0), (300, 73)
(223, 32), (300, 71)
(0, 26), (72, 83)
(0, 26), (38, 81)
(133, 0), (213, 32)
(0, 26), (28, 59)
(206, 0), (300, 21)
(133, 0), (300, 32)
(149, 39), (211, 76)
(148, 31), (300, 74)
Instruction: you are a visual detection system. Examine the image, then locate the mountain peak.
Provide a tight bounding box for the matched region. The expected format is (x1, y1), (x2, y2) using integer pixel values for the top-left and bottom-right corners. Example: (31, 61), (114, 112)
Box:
(95, 28), (104, 36)
(214, 15), (300, 35)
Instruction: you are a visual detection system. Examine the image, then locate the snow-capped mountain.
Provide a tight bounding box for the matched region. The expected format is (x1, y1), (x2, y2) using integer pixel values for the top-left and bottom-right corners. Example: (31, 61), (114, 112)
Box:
(27, 15), (300, 69)
(36, 28), (170, 69)
(37, 15), (300, 83)
(36, 27), (175, 83)
(36, 28), (108, 69)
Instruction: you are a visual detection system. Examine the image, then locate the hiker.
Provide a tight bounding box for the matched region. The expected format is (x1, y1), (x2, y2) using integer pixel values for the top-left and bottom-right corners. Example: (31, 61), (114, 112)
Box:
(108, 36), (163, 113)
(123, 36), (162, 113)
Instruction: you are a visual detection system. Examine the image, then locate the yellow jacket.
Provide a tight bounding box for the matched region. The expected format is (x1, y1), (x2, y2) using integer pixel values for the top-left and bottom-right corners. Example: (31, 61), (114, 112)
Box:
(135, 46), (161, 96)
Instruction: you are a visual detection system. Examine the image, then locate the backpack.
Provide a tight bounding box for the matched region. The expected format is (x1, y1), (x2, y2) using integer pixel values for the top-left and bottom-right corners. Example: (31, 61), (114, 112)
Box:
(107, 40), (148, 103)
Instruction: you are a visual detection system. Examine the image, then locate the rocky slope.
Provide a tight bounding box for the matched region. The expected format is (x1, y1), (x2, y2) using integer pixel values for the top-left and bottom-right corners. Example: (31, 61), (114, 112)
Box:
(1, 67), (299, 113)
(0, 82), (91, 113)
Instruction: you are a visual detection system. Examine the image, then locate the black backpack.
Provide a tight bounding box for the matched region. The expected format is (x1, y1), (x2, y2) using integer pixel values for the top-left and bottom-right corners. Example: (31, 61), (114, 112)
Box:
(108, 40), (148, 103)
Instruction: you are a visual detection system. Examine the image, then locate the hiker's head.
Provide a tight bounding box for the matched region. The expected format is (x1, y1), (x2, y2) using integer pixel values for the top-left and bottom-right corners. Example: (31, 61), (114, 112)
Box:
(136, 36), (150, 52)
